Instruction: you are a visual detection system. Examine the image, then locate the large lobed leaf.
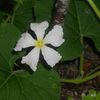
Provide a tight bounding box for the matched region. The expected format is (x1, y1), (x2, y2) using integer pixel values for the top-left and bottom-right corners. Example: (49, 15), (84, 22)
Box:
(0, 23), (60, 100)
(58, 0), (100, 61)
(0, 64), (60, 100)
(34, 0), (55, 22)
(13, 0), (33, 32)
(0, 23), (21, 70)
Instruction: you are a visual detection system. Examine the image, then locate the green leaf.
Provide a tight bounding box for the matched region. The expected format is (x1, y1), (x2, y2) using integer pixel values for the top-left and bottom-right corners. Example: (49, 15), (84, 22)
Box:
(68, 96), (73, 100)
(0, 53), (10, 71)
(0, 12), (3, 24)
(58, 0), (100, 61)
(93, 0), (100, 10)
(0, 64), (60, 100)
(82, 89), (97, 100)
(88, 89), (96, 98)
(15, 0), (24, 4)
(0, 23), (60, 100)
(0, 23), (22, 70)
(96, 92), (100, 100)
(0, 12), (8, 24)
(34, 0), (55, 22)
(9, 52), (25, 67)
(82, 95), (94, 100)
(13, 0), (33, 32)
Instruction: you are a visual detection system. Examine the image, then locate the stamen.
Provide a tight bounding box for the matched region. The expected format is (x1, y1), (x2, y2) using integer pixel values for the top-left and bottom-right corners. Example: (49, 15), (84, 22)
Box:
(35, 39), (44, 48)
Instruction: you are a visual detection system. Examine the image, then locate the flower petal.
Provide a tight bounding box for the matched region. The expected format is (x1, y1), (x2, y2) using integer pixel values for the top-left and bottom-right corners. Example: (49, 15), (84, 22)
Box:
(44, 25), (64, 47)
(21, 48), (40, 71)
(30, 21), (49, 39)
(14, 32), (35, 51)
(41, 46), (62, 67)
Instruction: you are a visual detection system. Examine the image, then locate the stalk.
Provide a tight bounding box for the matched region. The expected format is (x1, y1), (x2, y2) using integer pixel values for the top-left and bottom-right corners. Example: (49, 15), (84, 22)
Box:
(79, 35), (84, 77)
(11, 4), (20, 24)
(60, 70), (100, 84)
(52, 0), (70, 26)
(87, 0), (100, 19)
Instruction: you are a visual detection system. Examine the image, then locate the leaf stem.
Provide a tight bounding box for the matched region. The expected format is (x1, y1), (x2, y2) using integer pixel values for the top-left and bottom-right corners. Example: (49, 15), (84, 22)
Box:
(87, 0), (100, 19)
(87, 66), (100, 76)
(79, 35), (84, 76)
(3, 15), (11, 23)
(0, 70), (25, 89)
(60, 70), (100, 84)
(11, 4), (20, 24)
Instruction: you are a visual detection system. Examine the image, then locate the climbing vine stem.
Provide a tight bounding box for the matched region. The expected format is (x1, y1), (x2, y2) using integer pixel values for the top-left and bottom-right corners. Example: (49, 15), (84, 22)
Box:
(87, 0), (100, 19)
(79, 35), (84, 77)
(60, 70), (100, 84)
(11, 4), (20, 24)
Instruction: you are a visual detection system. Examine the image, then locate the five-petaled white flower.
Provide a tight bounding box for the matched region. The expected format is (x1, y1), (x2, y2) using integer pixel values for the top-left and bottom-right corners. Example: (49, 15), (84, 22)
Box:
(14, 21), (64, 71)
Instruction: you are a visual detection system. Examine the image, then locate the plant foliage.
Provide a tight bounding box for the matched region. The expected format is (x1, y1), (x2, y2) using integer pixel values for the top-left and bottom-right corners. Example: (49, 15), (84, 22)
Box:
(0, 0), (100, 99)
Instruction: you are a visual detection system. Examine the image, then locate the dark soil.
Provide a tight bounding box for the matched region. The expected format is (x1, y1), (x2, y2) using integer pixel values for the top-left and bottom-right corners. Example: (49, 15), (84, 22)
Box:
(54, 38), (100, 100)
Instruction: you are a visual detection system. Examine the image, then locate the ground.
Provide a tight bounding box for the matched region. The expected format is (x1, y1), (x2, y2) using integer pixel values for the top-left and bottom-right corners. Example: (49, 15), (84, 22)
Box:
(55, 38), (100, 100)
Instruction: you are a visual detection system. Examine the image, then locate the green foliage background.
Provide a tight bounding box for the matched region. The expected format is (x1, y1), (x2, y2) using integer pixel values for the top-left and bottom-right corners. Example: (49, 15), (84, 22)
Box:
(0, 0), (100, 100)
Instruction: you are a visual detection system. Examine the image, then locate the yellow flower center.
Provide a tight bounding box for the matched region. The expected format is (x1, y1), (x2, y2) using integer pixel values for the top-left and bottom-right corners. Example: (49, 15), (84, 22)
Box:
(35, 39), (44, 48)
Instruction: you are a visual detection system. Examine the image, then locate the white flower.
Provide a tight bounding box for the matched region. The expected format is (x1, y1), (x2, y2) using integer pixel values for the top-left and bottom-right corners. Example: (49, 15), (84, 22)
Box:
(14, 21), (64, 71)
